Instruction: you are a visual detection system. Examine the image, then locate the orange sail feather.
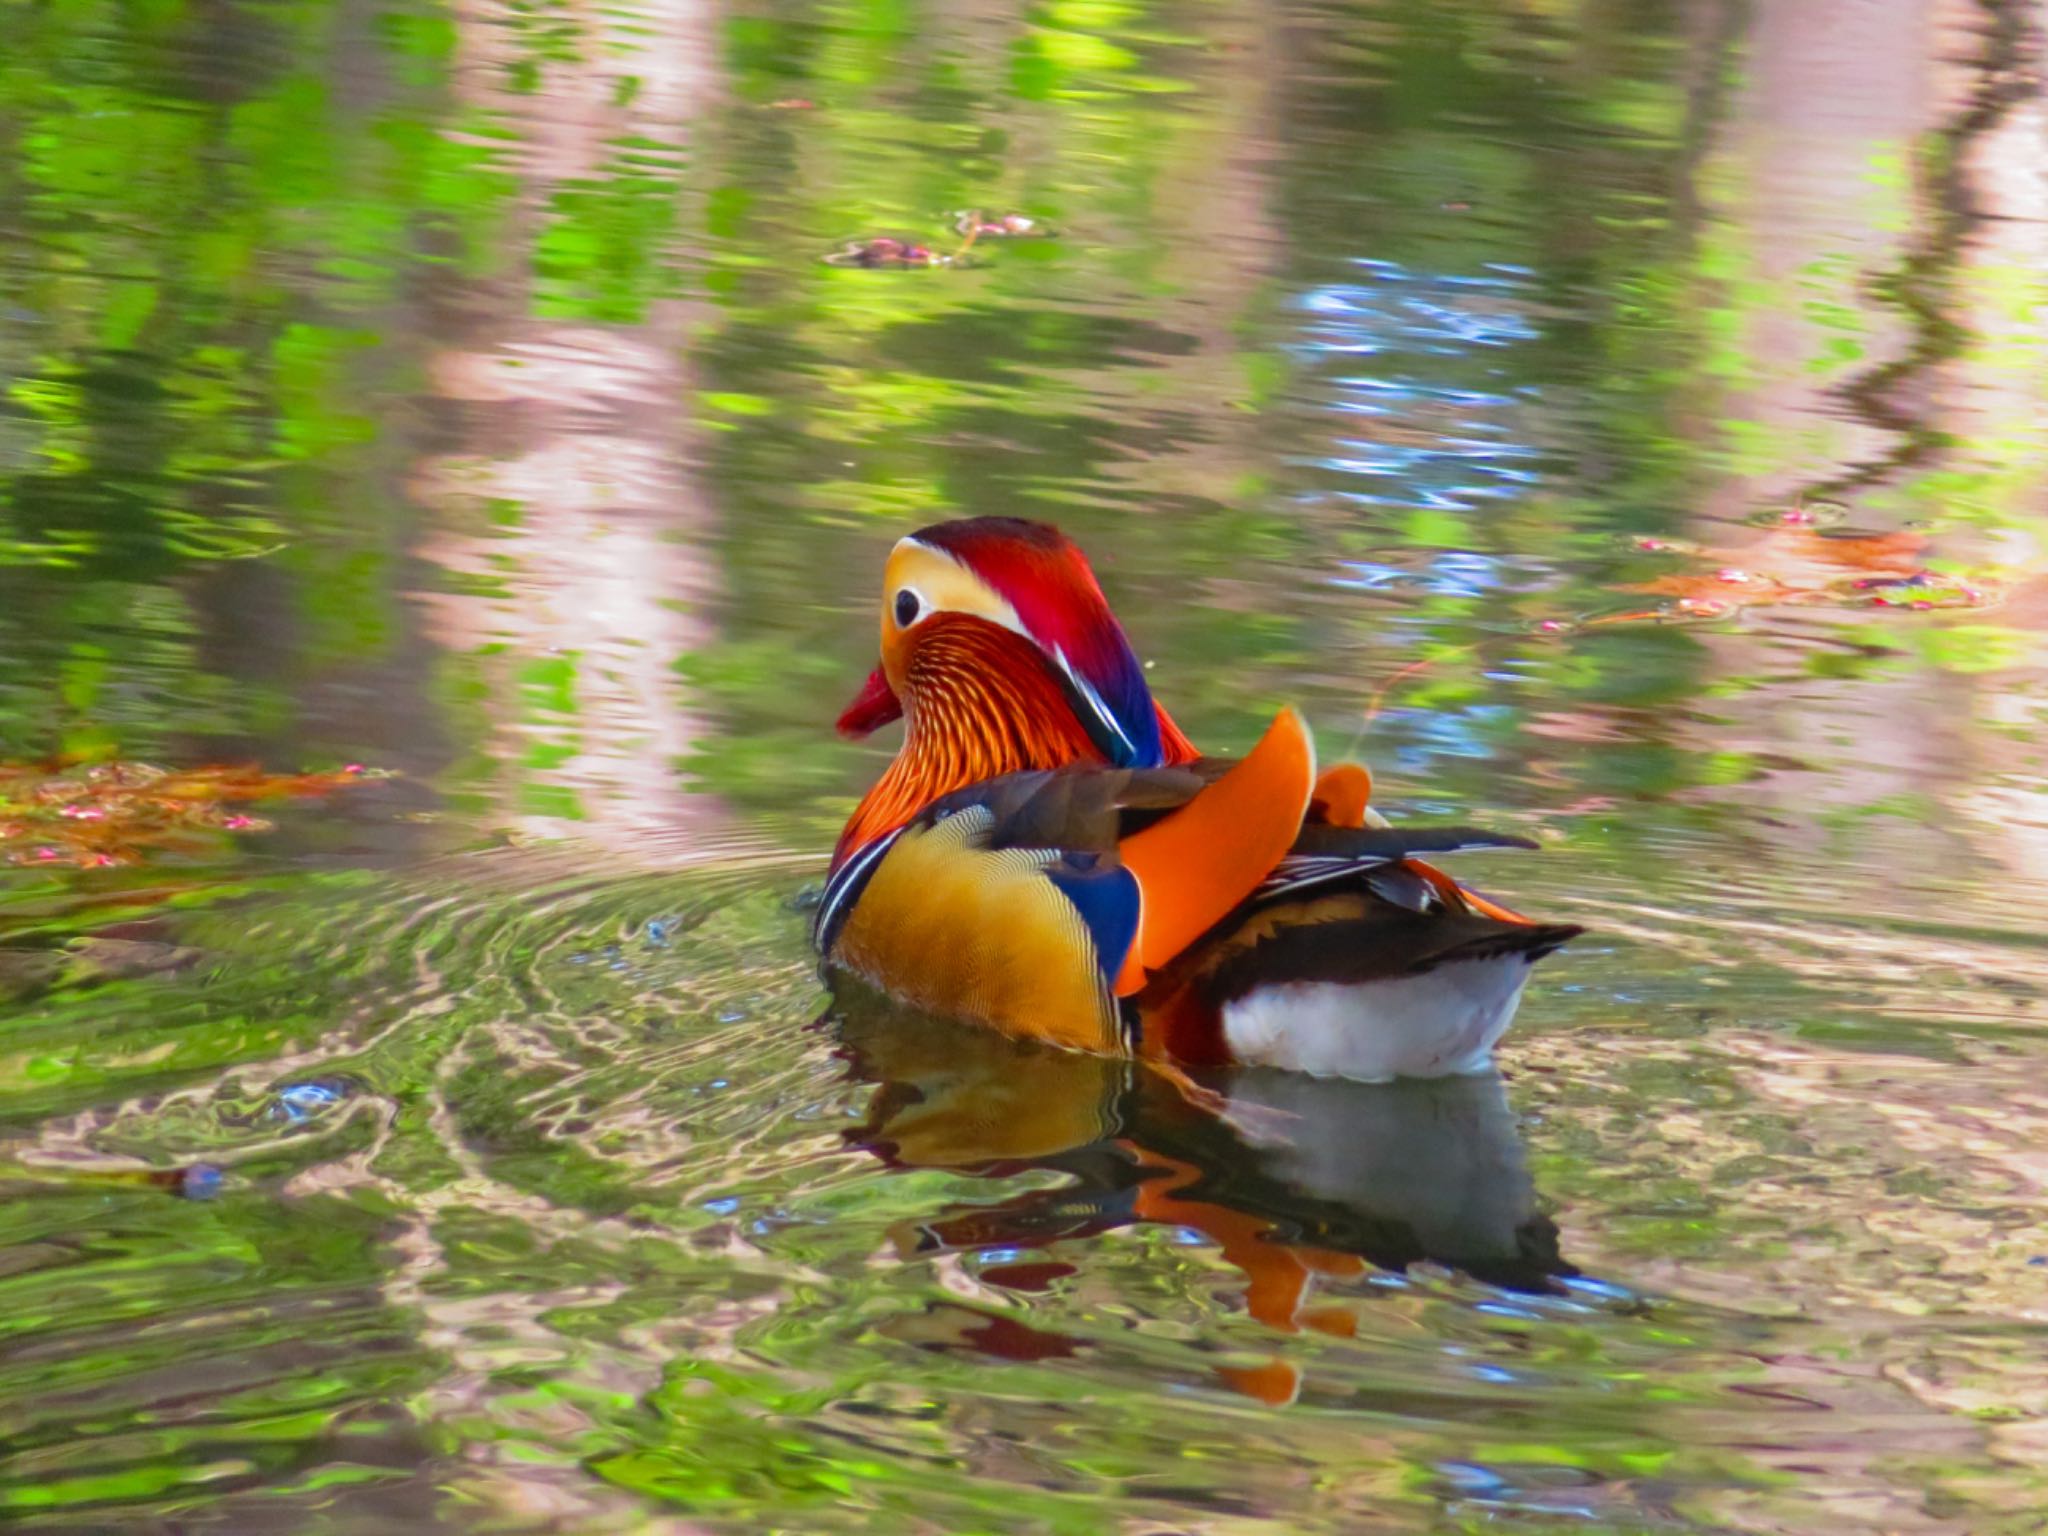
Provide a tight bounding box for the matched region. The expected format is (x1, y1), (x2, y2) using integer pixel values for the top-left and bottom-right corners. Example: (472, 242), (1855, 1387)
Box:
(1113, 707), (1315, 994)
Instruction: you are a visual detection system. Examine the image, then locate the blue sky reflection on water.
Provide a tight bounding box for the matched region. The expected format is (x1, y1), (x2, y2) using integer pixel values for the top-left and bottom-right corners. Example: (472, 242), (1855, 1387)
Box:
(1295, 259), (1548, 523)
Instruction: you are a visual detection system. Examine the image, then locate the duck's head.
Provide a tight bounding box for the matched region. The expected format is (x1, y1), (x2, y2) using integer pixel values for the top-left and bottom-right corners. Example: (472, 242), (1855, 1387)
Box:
(838, 516), (1192, 770)
(833, 518), (1196, 863)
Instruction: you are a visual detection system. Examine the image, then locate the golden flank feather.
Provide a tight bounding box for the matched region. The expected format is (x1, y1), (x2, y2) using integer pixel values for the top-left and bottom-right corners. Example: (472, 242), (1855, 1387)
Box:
(833, 806), (1122, 1051)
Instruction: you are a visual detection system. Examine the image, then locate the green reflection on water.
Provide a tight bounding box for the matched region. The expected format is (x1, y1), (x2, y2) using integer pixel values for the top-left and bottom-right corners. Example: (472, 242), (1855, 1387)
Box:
(3, 0), (2047, 1528)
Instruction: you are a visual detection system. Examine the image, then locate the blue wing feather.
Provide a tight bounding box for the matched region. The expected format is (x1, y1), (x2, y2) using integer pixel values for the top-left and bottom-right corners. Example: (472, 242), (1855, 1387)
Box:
(1045, 859), (1141, 987)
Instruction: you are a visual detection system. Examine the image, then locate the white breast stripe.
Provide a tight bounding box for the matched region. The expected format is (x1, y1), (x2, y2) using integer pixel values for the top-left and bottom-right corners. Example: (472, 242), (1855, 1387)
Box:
(815, 826), (904, 952)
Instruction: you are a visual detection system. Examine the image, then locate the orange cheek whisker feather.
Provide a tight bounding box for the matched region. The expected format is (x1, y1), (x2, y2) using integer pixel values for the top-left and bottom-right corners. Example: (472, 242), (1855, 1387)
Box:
(834, 618), (1104, 866)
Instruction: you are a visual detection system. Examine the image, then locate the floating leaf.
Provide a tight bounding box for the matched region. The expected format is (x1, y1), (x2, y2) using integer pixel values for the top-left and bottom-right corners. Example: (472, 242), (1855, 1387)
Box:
(950, 210), (1054, 239)
(821, 237), (952, 269)
(0, 759), (385, 868)
(1600, 526), (1996, 624)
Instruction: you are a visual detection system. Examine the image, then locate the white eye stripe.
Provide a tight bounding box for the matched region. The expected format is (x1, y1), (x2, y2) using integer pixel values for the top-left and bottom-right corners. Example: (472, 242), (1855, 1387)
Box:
(888, 538), (1026, 636)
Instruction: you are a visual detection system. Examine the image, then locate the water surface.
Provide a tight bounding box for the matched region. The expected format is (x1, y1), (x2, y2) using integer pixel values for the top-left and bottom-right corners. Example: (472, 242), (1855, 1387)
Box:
(3, 0), (2047, 1529)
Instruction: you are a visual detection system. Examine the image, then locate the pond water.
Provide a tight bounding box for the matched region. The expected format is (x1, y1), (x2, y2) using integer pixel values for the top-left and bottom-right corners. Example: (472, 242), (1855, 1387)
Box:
(3, 0), (2047, 1529)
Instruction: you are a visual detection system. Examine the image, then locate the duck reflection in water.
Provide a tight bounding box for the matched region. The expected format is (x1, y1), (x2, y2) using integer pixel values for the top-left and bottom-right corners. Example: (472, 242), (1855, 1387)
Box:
(829, 981), (1573, 1405)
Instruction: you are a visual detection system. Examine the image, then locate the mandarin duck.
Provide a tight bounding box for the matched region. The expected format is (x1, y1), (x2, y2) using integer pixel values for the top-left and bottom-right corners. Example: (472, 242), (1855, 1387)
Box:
(817, 517), (1581, 1081)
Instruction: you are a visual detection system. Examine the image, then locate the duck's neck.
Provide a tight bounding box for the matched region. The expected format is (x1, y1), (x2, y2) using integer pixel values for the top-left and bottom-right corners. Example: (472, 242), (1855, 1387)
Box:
(834, 619), (1107, 867)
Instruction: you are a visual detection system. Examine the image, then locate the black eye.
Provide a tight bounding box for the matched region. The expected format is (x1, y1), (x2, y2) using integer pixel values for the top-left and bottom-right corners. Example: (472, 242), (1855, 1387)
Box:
(893, 589), (922, 628)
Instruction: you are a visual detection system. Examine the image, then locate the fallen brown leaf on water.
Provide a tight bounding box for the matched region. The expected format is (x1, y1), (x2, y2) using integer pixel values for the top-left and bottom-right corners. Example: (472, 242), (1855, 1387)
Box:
(1551, 523), (1995, 631)
(822, 236), (951, 269)
(951, 210), (1054, 239)
(0, 759), (385, 868)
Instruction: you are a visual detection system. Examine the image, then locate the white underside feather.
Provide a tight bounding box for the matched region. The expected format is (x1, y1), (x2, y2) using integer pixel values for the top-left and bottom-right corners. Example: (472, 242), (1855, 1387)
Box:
(1219, 956), (1533, 1082)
